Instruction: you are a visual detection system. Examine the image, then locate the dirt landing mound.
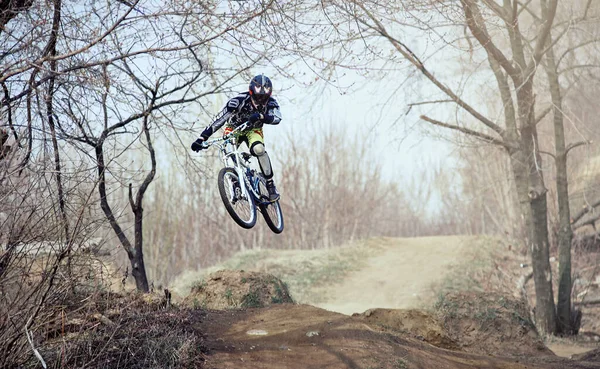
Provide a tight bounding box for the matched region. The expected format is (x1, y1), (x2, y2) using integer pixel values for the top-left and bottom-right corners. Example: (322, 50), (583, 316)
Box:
(435, 291), (551, 357)
(354, 308), (459, 350)
(200, 304), (595, 369)
(184, 270), (293, 309)
(574, 348), (600, 362)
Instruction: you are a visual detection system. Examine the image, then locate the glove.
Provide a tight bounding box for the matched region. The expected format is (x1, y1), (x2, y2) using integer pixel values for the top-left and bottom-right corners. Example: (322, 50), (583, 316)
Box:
(248, 112), (264, 128)
(191, 137), (205, 152)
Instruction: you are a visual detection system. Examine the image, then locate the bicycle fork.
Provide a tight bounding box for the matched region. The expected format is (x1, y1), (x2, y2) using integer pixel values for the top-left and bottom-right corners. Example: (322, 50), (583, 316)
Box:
(222, 144), (253, 202)
(229, 150), (251, 201)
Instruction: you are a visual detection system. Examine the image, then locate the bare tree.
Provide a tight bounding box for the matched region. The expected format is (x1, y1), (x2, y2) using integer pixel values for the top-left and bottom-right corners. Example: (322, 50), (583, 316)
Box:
(1, 0), (280, 291)
(278, 0), (600, 334)
(0, 133), (111, 367)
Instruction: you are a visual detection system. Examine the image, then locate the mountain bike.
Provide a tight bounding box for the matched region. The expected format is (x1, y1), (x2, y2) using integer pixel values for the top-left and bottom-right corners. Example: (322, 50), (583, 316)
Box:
(200, 122), (284, 234)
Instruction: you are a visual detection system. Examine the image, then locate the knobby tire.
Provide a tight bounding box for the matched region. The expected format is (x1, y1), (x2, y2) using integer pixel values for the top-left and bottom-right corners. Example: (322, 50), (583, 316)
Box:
(218, 167), (257, 229)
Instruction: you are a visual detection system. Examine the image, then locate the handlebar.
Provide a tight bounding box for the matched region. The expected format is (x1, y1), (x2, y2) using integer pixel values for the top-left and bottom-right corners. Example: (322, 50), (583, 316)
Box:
(201, 122), (250, 149)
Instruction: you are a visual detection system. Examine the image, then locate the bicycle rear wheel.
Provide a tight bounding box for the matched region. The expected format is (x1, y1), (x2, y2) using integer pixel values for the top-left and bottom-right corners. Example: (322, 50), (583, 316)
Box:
(260, 200), (284, 234)
(218, 168), (257, 229)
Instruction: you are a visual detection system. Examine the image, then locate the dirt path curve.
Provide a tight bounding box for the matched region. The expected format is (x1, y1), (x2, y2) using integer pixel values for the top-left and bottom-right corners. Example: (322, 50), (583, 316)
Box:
(315, 236), (473, 315)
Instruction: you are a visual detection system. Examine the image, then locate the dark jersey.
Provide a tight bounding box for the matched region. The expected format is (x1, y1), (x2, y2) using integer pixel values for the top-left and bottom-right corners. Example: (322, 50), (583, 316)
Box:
(200, 92), (282, 139)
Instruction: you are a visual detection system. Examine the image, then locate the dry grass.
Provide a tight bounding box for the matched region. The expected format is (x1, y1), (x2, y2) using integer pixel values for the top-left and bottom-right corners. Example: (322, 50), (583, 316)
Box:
(430, 236), (528, 300)
(171, 238), (385, 304)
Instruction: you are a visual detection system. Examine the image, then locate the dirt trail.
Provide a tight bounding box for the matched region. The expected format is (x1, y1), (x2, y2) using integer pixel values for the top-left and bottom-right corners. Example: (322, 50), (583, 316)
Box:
(186, 236), (600, 367)
(315, 236), (472, 315)
(200, 304), (597, 369)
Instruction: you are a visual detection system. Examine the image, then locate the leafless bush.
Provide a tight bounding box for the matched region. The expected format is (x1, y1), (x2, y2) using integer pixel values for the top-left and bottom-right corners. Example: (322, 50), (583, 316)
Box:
(28, 293), (206, 369)
(0, 151), (117, 367)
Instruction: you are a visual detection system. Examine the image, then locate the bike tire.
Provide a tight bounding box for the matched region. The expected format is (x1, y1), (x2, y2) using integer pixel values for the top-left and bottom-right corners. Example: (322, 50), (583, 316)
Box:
(218, 167), (257, 229)
(260, 200), (284, 234)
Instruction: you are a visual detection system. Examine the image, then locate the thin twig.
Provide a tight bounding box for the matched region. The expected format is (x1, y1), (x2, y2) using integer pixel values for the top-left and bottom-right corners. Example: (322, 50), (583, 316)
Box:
(25, 316), (47, 369)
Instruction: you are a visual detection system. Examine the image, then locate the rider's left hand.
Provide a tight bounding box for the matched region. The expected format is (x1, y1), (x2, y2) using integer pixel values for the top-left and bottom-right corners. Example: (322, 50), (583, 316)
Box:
(248, 113), (264, 127)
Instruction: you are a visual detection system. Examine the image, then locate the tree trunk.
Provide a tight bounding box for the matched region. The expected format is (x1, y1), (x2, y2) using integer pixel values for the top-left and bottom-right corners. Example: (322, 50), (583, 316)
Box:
(530, 190), (557, 335)
(96, 142), (149, 292)
(45, 0), (74, 285)
(132, 203), (150, 292)
(545, 42), (573, 334)
(126, 112), (156, 293)
(510, 147), (556, 335)
(555, 153), (573, 333)
(511, 79), (557, 335)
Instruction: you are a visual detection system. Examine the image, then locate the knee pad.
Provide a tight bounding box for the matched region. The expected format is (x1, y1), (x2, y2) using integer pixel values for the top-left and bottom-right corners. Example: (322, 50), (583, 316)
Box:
(250, 142), (265, 157)
(250, 142), (272, 179)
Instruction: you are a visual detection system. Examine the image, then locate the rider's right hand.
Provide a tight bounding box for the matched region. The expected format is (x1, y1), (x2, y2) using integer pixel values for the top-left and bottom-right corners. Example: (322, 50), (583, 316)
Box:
(191, 137), (206, 152)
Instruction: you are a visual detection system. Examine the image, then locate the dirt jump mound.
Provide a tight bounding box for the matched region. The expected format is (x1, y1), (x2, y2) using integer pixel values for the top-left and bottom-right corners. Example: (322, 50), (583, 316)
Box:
(574, 348), (600, 362)
(355, 308), (459, 350)
(434, 291), (551, 357)
(184, 270), (294, 309)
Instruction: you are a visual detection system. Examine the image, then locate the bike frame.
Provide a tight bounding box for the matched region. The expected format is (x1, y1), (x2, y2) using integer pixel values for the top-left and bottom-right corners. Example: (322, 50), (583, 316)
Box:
(202, 123), (263, 203)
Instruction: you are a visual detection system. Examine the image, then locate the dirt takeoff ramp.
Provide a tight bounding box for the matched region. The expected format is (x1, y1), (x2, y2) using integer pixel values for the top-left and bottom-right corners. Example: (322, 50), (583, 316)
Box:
(199, 304), (597, 369)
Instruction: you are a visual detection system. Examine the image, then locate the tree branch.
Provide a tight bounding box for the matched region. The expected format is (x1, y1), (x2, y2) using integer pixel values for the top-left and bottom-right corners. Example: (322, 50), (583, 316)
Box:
(516, 0), (538, 19)
(574, 298), (600, 307)
(134, 88), (157, 208)
(559, 64), (600, 76)
(1, 80), (19, 146)
(461, 0), (520, 78)
(95, 141), (134, 257)
(406, 99), (453, 114)
(535, 106), (552, 125)
(538, 0), (596, 58)
(420, 115), (506, 147)
(0, 0), (139, 82)
(573, 212), (600, 230)
(556, 37), (600, 68)
(506, 0), (528, 71)
(572, 198), (600, 225)
(0, 0), (273, 88)
(488, 51), (518, 138)
(482, 0), (509, 21)
(46, 0), (71, 251)
(529, 0), (557, 70)
(0, 0), (34, 31)
(565, 140), (591, 155)
(538, 149), (556, 159)
(128, 183), (135, 211)
(353, 2), (505, 138)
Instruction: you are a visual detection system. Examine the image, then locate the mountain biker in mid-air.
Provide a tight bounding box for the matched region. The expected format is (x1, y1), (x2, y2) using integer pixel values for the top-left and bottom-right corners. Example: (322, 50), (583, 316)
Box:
(191, 74), (282, 201)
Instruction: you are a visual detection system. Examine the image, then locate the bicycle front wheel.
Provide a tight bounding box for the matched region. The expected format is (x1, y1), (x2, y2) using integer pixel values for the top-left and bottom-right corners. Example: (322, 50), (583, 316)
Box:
(218, 168), (257, 229)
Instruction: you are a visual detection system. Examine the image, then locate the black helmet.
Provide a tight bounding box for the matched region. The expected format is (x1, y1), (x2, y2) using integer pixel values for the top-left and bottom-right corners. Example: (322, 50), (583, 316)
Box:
(249, 74), (272, 106)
